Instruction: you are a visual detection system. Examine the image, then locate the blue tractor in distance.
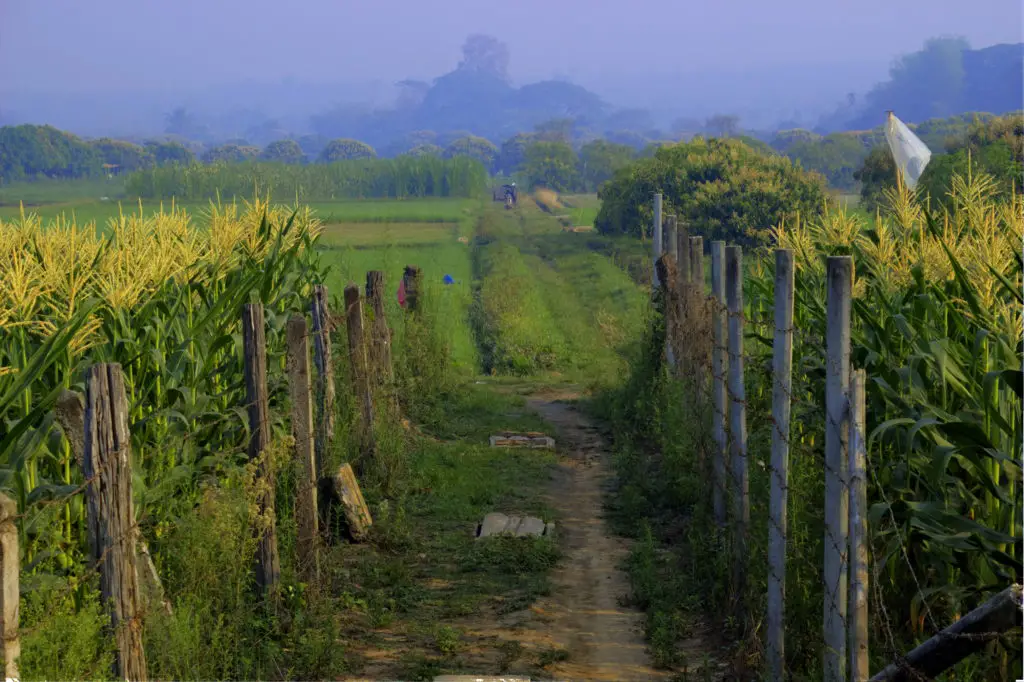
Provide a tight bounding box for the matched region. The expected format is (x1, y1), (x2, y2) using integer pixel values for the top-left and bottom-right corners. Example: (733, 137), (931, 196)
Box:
(494, 182), (517, 209)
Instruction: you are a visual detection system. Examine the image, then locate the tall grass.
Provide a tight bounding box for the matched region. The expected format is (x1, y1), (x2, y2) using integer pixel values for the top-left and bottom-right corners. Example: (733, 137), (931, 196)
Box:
(125, 157), (489, 202)
(599, 171), (1022, 678)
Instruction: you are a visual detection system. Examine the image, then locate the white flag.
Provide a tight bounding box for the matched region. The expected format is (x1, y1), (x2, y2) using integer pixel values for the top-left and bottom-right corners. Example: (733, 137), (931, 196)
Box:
(885, 111), (932, 190)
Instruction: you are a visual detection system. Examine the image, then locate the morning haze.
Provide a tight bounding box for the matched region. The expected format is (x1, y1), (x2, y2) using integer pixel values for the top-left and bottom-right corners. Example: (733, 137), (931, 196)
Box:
(0, 0), (1019, 137)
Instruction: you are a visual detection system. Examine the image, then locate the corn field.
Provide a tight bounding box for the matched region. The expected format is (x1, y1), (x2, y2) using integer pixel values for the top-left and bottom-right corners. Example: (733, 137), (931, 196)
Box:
(0, 198), (325, 581)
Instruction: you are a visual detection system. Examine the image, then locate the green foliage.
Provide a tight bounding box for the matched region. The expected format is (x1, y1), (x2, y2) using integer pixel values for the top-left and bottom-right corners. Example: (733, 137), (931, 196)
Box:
(318, 138), (377, 163)
(124, 157), (489, 201)
(144, 140), (195, 166)
(260, 139), (306, 164)
(784, 132), (870, 190)
(443, 135), (498, 170)
(201, 143), (260, 164)
(19, 581), (116, 681)
(595, 136), (829, 246)
(405, 143), (443, 158)
(521, 140), (581, 192)
(578, 140), (636, 192)
(854, 145), (897, 213)
(90, 138), (154, 173)
(0, 124), (102, 182)
(919, 112), (1024, 205)
(494, 132), (535, 176)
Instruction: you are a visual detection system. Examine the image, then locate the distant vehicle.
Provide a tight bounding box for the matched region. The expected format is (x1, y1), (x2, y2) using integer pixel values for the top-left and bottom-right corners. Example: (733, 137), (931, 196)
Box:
(494, 183), (517, 209)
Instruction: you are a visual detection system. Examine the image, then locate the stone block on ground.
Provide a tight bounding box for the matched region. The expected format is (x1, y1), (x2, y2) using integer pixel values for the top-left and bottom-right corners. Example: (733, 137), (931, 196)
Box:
(476, 512), (552, 539)
(488, 432), (555, 449)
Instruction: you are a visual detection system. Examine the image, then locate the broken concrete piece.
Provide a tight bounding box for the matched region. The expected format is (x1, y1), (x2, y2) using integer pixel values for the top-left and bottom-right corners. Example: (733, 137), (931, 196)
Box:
(488, 432), (555, 449)
(476, 512), (552, 539)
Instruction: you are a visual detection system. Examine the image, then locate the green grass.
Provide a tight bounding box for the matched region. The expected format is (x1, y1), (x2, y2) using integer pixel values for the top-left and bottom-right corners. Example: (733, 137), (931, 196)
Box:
(318, 221), (464, 247)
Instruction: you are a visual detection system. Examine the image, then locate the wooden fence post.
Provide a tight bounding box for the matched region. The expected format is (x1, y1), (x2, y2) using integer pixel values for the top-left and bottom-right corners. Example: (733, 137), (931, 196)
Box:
(344, 284), (376, 457)
(0, 494), (18, 680)
(365, 270), (395, 400)
(403, 266), (422, 313)
(652, 193), (663, 289)
(676, 220), (691, 288)
(824, 255), (853, 682)
(689, 236), (704, 288)
(849, 369), (869, 682)
(84, 363), (147, 682)
(286, 314), (319, 584)
(710, 240), (728, 527)
(666, 214), (678, 263)
(242, 304), (281, 601)
(768, 249), (795, 682)
(311, 284), (335, 478)
(656, 255), (679, 371)
(726, 245), (749, 624)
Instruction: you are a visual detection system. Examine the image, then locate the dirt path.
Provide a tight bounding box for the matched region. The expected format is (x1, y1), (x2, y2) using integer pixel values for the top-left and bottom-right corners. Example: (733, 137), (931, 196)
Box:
(444, 389), (674, 681)
(521, 394), (673, 681)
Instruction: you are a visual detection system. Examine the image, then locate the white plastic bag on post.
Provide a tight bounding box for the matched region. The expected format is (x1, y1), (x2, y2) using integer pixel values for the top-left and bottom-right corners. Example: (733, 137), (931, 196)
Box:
(885, 111), (931, 189)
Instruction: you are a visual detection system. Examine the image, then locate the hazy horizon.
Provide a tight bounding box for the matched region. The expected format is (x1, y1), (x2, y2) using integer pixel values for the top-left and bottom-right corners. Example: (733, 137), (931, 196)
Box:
(1, 0), (1021, 137)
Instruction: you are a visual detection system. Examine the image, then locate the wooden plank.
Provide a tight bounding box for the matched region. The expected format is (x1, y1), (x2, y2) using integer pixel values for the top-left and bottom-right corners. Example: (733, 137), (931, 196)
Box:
(311, 284), (335, 478)
(344, 284), (376, 458)
(726, 245), (749, 626)
(287, 314), (319, 582)
(333, 463), (372, 541)
(848, 369), (869, 681)
(869, 585), (1022, 682)
(242, 304), (280, 600)
(84, 363), (148, 682)
(710, 241), (728, 527)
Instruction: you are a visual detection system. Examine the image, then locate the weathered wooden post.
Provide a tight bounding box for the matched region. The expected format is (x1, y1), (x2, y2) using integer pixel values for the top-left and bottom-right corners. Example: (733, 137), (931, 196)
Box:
(656, 254), (679, 371)
(767, 249), (795, 682)
(676, 220), (691, 288)
(311, 284), (335, 477)
(689, 237), (704, 288)
(652, 193), (663, 289)
(824, 255), (853, 682)
(344, 284), (376, 457)
(403, 265), (422, 313)
(726, 245), (748, 623)
(0, 494), (18, 680)
(242, 304), (281, 601)
(84, 363), (147, 682)
(849, 369), (869, 682)
(286, 314), (319, 583)
(710, 241), (728, 527)
(365, 270), (395, 406)
(666, 214), (678, 263)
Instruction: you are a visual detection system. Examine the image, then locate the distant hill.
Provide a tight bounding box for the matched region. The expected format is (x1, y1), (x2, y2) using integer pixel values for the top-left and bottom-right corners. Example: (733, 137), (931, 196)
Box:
(817, 40), (1023, 133)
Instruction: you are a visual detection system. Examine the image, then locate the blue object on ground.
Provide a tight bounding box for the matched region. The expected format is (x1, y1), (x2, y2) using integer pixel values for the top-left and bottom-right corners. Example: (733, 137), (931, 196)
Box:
(443, 274), (454, 285)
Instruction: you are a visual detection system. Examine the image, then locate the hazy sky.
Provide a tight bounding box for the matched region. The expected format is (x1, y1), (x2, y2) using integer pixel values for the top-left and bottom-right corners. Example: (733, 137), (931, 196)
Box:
(1, 0), (1021, 94)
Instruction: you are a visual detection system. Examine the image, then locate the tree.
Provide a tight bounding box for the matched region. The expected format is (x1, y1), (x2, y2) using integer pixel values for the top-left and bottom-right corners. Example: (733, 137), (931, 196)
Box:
(784, 133), (870, 190)
(534, 118), (575, 143)
(318, 138), (377, 163)
(495, 133), (536, 175)
(457, 34), (510, 82)
(90, 138), (154, 173)
(260, 140), (306, 164)
(0, 124), (102, 181)
(443, 135), (498, 169)
(595, 137), (829, 246)
(164, 107), (208, 139)
(522, 140), (581, 192)
(853, 146), (897, 212)
(202, 143), (260, 164)
(404, 144), (443, 157)
(144, 140), (195, 166)
(578, 140), (635, 191)
(705, 114), (740, 138)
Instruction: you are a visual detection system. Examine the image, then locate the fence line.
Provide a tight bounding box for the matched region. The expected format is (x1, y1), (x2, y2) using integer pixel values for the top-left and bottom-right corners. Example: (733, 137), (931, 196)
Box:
(645, 193), (1020, 682)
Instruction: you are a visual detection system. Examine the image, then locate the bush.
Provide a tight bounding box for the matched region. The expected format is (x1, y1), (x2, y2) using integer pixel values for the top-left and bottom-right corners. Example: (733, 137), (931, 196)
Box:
(596, 136), (829, 246)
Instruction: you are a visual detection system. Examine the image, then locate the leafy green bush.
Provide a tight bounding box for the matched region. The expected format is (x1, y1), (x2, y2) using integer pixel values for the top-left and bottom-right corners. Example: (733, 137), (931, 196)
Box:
(596, 136), (829, 246)
(0, 124), (102, 182)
